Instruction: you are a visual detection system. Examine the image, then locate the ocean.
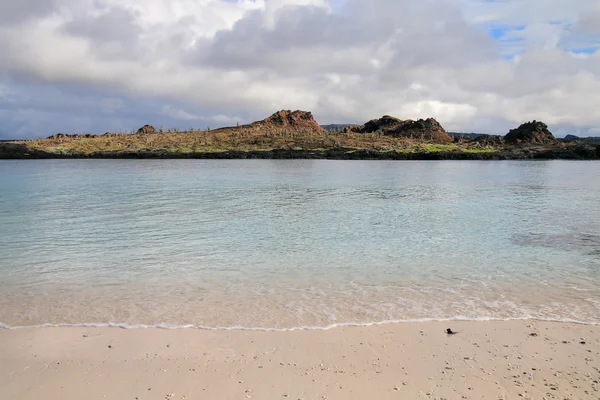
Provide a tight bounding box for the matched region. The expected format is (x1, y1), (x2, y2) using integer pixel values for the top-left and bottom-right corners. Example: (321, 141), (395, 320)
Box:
(1, 159), (599, 329)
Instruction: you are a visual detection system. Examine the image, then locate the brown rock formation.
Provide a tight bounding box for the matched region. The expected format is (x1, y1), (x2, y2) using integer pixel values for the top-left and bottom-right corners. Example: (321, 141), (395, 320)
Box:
(347, 115), (452, 143)
(252, 110), (325, 133)
(136, 125), (157, 135)
(504, 121), (555, 144)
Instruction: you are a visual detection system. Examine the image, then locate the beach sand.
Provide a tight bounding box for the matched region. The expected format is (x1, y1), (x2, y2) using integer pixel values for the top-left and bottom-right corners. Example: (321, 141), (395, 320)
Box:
(1, 320), (598, 399)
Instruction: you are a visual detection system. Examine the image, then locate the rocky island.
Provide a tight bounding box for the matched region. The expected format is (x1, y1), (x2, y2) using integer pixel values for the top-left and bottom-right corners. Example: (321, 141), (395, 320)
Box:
(1, 110), (599, 160)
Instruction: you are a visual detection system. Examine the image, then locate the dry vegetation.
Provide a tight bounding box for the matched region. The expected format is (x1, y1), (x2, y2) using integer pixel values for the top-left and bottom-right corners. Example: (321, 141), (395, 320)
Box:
(4, 113), (597, 159)
(15, 126), (498, 156)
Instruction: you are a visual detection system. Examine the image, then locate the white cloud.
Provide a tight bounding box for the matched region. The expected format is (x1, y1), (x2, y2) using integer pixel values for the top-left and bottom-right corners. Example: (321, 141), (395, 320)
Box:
(161, 105), (241, 125)
(162, 105), (202, 121)
(0, 0), (599, 139)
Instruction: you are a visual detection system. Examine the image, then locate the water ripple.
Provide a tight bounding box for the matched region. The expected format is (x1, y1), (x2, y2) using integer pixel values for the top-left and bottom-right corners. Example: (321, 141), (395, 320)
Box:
(0, 159), (599, 327)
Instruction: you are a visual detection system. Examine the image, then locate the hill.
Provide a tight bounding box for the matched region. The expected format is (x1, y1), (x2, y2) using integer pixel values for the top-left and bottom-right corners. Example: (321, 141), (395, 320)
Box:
(448, 132), (488, 139)
(346, 116), (452, 143)
(321, 124), (352, 132)
(504, 121), (555, 144)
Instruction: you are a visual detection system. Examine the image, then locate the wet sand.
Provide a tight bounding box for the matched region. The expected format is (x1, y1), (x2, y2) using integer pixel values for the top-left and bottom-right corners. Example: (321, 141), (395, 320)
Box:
(1, 320), (599, 399)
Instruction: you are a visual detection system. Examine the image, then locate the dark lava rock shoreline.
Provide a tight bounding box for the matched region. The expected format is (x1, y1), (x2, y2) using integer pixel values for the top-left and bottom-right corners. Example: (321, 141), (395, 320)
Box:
(1, 142), (599, 160)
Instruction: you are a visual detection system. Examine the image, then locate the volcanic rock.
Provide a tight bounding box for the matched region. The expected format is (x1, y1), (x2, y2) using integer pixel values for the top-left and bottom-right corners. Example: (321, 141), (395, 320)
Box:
(469, 134), (504, 146)
(253, 110), (325, 132)
(47, 133), (97, 139)
(136, 125), (157, 135)
(358, 115), (403, 133)
(347, 115), (452, 143)
(47, 133), (68, 139)
(504, 121), (555, 144)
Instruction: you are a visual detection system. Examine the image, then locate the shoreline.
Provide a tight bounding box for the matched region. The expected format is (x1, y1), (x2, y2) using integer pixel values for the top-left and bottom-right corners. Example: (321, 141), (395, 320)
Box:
(1, 316), (599, 331)
(2, 320), (598, 399)
(2, 144), (600, 160)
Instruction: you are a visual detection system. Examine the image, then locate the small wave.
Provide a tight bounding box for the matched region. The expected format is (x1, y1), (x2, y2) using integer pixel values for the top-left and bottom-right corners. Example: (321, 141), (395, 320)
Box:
(1, 316), (597, 331)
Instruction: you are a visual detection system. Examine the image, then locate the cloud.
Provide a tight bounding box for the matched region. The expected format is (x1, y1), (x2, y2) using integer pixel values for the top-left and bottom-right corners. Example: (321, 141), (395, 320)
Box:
(161, 104), (241, 125)
(0, 0), (58, 25)
(61, 6), (143, 59)
(0, 0), (599, 138)
(576, 3), (600, 33)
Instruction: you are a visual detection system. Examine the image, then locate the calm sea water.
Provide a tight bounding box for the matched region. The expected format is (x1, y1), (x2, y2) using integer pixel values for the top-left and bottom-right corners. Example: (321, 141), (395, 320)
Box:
(0, 160), (599, 329)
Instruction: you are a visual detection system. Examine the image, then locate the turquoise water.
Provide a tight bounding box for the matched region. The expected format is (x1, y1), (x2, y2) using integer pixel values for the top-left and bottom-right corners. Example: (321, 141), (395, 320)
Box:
(0, 160), (599, 329)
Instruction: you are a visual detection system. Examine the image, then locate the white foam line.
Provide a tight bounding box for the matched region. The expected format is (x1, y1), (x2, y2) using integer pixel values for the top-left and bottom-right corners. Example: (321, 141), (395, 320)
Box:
(1, 317), (598, 331)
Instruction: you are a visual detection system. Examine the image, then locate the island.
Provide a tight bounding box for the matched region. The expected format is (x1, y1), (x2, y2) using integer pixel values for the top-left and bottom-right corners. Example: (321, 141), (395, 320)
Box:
(1, 110), (599, 160)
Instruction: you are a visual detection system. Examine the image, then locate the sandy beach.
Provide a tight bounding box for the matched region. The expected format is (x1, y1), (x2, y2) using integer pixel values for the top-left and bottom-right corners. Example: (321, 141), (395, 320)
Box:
(1, 320), (598, 399)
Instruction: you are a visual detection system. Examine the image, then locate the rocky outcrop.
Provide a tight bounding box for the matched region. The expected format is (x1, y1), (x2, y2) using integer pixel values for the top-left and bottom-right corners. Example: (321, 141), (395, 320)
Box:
(47, 133), (67, 139)
(347, 116), (452, 143)
(470, 134), (504, 146)
(356, 115), (403, 133)
(47, 133), (98, 139)
(504, 121), (555, 144)
(136, 125), (157, 135)
(0, 143), (56, 159)
(252, 110), (325, 132)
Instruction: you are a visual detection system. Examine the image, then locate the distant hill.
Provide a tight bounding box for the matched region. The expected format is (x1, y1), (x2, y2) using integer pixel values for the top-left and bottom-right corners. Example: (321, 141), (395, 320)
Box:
(563, 134), (600, 142)
(447, 132), (489, 139)
(321, 124), (352, 132)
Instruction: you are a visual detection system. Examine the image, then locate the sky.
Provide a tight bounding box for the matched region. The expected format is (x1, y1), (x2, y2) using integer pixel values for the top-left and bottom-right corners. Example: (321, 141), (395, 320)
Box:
(0, 0), (599, 139)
